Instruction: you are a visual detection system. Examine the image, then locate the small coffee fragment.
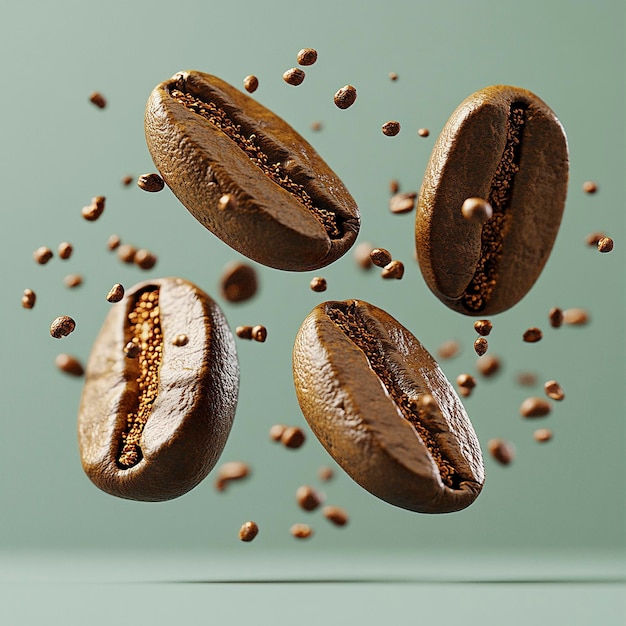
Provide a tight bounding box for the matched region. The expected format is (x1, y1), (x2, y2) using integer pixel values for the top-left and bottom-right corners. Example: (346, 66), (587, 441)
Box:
(534, 428), (553, 443)
(134, 249), (158, 270)
(418, 128), (430, 137)
(476, 354), (501, 377)
(309, 277), (327, 292)
(21, 289), (36, 309)
(58, 242), (73, 260)
(283, 68), (305, 86)
(33, 246), (53, 265)
(563, 308), (589, 326)
(172, 334), (189, 347)
(597, 237), (614, 253)
(474, 320), (492, 336)
(215, 461), (250, 491)
(370, 248), (392, 267)
(137, 173), (165, 192)
(252, 325), (267, 342)
(456, 373), (476, 389)
(517, 372), (538, 386)
(388, 72), (399, 81)
(64, 274), (83, 288)
(318, 466), (334, 482)
(217, 193), (237, 211)
(310, 120), (323, 132)
(236, 325), (254, 340)
(106, 283), (124, 303)
(582, 181), (598, 194)
(474, 337), (488, 356)
(220, 262), (259, 303)
(89, 92), (106, 109)
(243, 75), (259, 93)
(520, 397), (552, 418)
(269, 424), (287, 442)
(488, 439), (515, 465)
(458, 387), (472, 398)
(50, 316), (76, 339)
(334, 85), (357, 109)
(290, 523), (313, 539)
(389, 179), (400, 194)
(239, 521), (259, 542)
(353, 242), (374, 269)
(585, 232), (605, 246)
(121, 175), (133, 187)
(544, 380), (565, 401)
(323, 505), (349, 527)
(55, 353), (84, 377)
(107, 234), (121, 251)
(117, 244), (137, 264)
(124, 341), (140, 359)
(297, 48), (318, 66)
(281, 426), (305, 449)
(296, 485), (323, 511)
(523, 327), (543, 343)
(381, 260), (404, 279)
(437, 339), (461, 360)
(548, 307), (563, 328)
(382, 121), (401, 137)
(389, 192), (417, 214)
(81, 196), (105, 222)
(461, 197), (493, 224)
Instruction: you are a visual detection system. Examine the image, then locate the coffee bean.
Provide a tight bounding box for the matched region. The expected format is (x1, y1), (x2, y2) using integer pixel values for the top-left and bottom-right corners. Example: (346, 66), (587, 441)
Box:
(474, 337), (488, 356)
(520, 397), (551, 418)
(534, 428), (553, 443)
(381, 260), (404, 279)
(21, 289), (36, 309)
(389, 179), (400, 194)
(89, 92), (106, 109)
(382, 121), (401, 136)
(548, 307), (563, 328)
(476, 354), (501, 377)
(474, 319), (492, 336)
(215, 461), (250, 491)
(239, 521), (259, 542)
(293, 300), (485, 513)
(107, 234), (121, 251)
(389, 192), (416, 214)
(388, 72), (399, 81)
(58, 242), (73, 260)
(78, 278), (239, 501)
(55, 353), (85, 377)
(220, 262), (259, 303)
(353, 242), (374, 269)
(516, 372), (538, 387)
(251, 325), (267, 342)
(523, 327), (543, 343)
(370, 248), (392, 267)
(458, 386), (472, 398)
(64, 274), (83, 288)
(283, 68), (305, 86)
(124, 341), (141, 359)
(280, 426), (305, 449)
(416, 86), (568, 315)
(585, 232), (605, 246)
(418, 128), (430, 137)
(81, 196), (105, 221)
(33, 246), (53, 265)
(310, 120), (323, 132)
(334, 85), (357, 109)
(236, 325), (254, 340)
(50, 315), (76, 339)
(296, 485), (323, 511)
(290, 523), (313, 539)
(323, 505), (349, 526)
(134, 249), (158, 270)
(172, 334), (189, 347)
(269, 424), (287, 442)
(318, 466), (334, 482)
(106, 283), (125, 303)
(309, 277), (327, 292)
(597, 237), (614, 253)
(145, 72), (359, 272)
(544, 380), (565, 401)
(437, 339), (461, 360)
(137, 173), (165, 192)
(297, 48), (318, 66)
(121, 175), (134, 187)
(243, 75), (259, 93)
(461, 197), (493, 224)
(456, 373), (476, 389)
(117, 244), (137, 264)
(488, 439), (515, 465)
(582, 181), (598, 194)
(563, 308), (589, 325)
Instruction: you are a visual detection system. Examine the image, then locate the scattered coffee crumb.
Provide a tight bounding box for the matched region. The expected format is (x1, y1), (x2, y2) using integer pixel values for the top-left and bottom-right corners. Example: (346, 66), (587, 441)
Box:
(585, 232), (605, 246)
(548, 307), (563, 328)
(523, 327), (543, 343)
(290, 523), (313, 539)
(269, 424), (287, 442)
(474, 337), (488, 356)
(243, 75), (259, 93)
(488, 439), (515, 465)
(417, 128), (430, 137)
(458, 386), (472, 398)
(597, 237), (614, 253)
(215, 461), (250, 492)
(544, 380), (565, 401)
(582, 181), (598, 194)
(334, 85), (357, 109)
(172, 334), (189, 347)
(117, 243), (137, 264)
(389, 192), (416, 214)
(389, 179), (400, 194)
(517, 372), (538, 387)
(107, 234), (121, 251)
(318, 466), (334, 482)
(323, 505), (349, 527)
(239, 521), (259, 542)
(21, 289), (36, 309)
(456, 373), (476, 389)
(220, 262), (259, 303)
(297, 48), (318, 66)
(281, 426), (306, 449)
(381, 260), (404, 279)
(124, 341), (140, 359)
(476, 354), (501, 377)
(388, 72), (399, 81)
(134, 249), (158, 270)
(461, 197), (493, 224)
(89, 92), (106, 109)
(382, 120), (401, 136)
(50, 316), (76, 339)
(563, 308), (589, 326)
(58, 242), (73, 260)
(310, 121), (323, 132)
(520, 397), (552, 418)
(296, 485), (323, 511)
(370, 248), (392, 267)
(218, 193), (237, 211)
(534, 428), (553, 443)
(137, 173), (165, 192)
(81, 196), (105, 222)
(236, 325), (254, 340)
(33, 246), (53, 265)
(353, 242), (374, 269)
(55, 353), (84, 377)
(474, 320), (492, 336)
(106, 283), (124, 303)
(309, 277), (327, 292)
(121, 175), (133, 187)
(283, 68), (305, 86)
(64, 274), (83, 288)
(252, 325), (267, 342)
(437, 339), (461, 360)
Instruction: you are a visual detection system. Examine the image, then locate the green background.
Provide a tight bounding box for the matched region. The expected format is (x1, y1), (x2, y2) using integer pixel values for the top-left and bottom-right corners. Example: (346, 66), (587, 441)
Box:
(1, 0), (624, 622)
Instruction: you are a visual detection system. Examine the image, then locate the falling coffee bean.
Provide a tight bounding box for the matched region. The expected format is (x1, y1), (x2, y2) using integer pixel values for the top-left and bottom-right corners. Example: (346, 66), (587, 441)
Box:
(353, 242), (374, 269)
(239, 521), (259, 542)
(309, 277), (327, 292)
(243, 75), (259, 93)
(563, 308), (589, 326)
(215, 461), (250, 492)
(323, 505), (349, 527)
(474, 337), (488, 356)
(134, 249), (158, 270)
(476, 354), (501, 377)
(597, 237), (614, 253)
(269, 424), (287, 442)
(488, 439), (515, 465)
(370, 248), (392, 267)
(474, 319), (492, 336)
(544, 380), (565, 401)
(64, 274), (83, 288)
(333, 85), (357, 109)
(117, 244), (137, 264)
(318, 466), (334, 482)
(520, 397), (552, 418)
(137, 173), (165, 192)
(382, 121), (401, 136)
(296, 485), (323, 511)
(33, 246), (53, 265)
(50, 316), (76, 339)
(55, 353), (85, 377)
(381, 260), (404, 279)
(280, 426), (305, 449)
(523, 327), (543, 343)
(107, 234), (121, 251)
(582, 181), (598, 194)
(89, 92), (106, 109)
(437, 339), (461, 360)
(534, 428), (553, 443)
(251, 325), (267, 342)
(81, 196), (105, 221)
(297, 48), (318, 66)
(389, 192), (417, 214)
(418, 128), (430, 137)
(290, 523), (313, 539)
(236, 325), (254, 340)
(548, 307), (563, 328)
(219, 262), (259, 303)
(106, 283), (125, 303)
(21, 289), (36, 309)
(283, 68), (305, 86)
(58, 242), (73, 260)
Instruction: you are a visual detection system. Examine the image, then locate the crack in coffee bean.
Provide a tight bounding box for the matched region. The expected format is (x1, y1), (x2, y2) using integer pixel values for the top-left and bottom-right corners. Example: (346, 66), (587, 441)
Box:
(462, 104), (527, 312)
(326, 304), (461, 489)
(117, 288), (163, 468)
(170, 88), (341, 240)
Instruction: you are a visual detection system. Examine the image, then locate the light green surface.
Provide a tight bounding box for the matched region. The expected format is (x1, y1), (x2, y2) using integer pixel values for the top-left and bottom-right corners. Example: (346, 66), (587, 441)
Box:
(0, 0), (624, 617)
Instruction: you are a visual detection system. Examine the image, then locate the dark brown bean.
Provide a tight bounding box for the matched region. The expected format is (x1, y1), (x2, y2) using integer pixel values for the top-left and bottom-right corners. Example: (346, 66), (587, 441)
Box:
(89, 92), (106, 109)
(106, 283), (125, 303)
(456, 373), (476, 389)
(523, 327), (543, 343)
(220, 262), (259, 303)
(323, 505), (349, 526)
(239, 521), (259, 542)
(296, 485), (323, 511)
(334, 85), (357, 109)
(544, 380), (565, 401)
(597, 237), (614, 253)
(215, 461), (250, 491)
(370, 248), (392, 267)
(280, 426), (305, 449)
(520, 397), (552, 418)
(251, 325), (267, 342)
(388, 72), (399, 81)
(124, 341), (141, 359)
(283, 68), (305, 86)
(473, 337), (488, 356)
(549, 307), (563, 328)
(418, 128), (430, 137)
(50, 316), (76, 338)
(297, 48), (318, 66)
(382, 121), (401, 137)
(33, 246), (53, 265)
(243, 75), (259, 93)
(381, 260), (404, 279)
(309, 277), (327, 292)
(55, 353), (85, 377)
(58, 242), (73, 260)
(121, 175), (134, 187)
(582, 181), (598, 194)
(236, 325), (254, 340)
(137, 173), (165, 192)
(474, 319), (492, 336)
(21, 289), (36, 309)
(389, 192), (417, 214)
(290, 523), (313, 539)
(488, 439), (515, 465)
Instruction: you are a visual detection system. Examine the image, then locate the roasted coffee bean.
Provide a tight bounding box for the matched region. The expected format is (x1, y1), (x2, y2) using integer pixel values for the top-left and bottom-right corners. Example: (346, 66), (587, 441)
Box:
(370, 248), (392, 267)
(280, 426), (305, 449)
(418, 128), (430, 137)
(33, 246), (53, 265)
(64, 274), (83, 288)
(597, 237), (614, 253)
(474, 337), (488, 356)
(296, 485), (323, 511)
(476, 354), (501, 377)
(290, 523), (313, 539)
(458, 386), (472, 398)
(89, 92), (107, 109)
(215, 461), (250, 491)
(582, 181), (598, 194)
(78, 277), (239, 501)
(310, 120), (323, 132)
(283, 68), (305, 86)
(585, 232), (605, 246)
(124, 341), (141, 359)
(220, 261), (258, 303)
(516, 371), (538, 387)
(323, 505), (349, 526)
(58, 242), (73, 260)
(242, 75), (259, 93)
(137, 173), (165, 192)
(544, 380), (565, 401)
(145, 71), (359, 271)
(251, 325), (267, 342)
(297, 48), (318, 66)
(121, 175), (134, 187)
(416, 86), (568, 315)
(81, 196), (105, 221)
(456, 373), (476, 389)
(563, 308), (589, 325)
(382, 121), (401, 136)
(353, 242), (374, 269)
(389, 179), (400, 194)
(55, 353), (85, 377)
(474, 319), (492, 336)
(309, 276), (327, 292)
(334, 85), (357, 109)
(269, 424), (287, 442)
(388, 72), (399, 81)
(134, 249), (158, 270)
(520, 397), (551, 418)
(461, 197), (493, 224)
(50, 315), (76, 338)
(318, 466), (334, 482)
(106, 283), (125, 303)
(381, 260), (404, 279)
(235, 325), (254, 340)
(488, 439), (515, 465)
(22, 289), (36, 309)
(523, 327), (543, 343)
(293, 300), (484, 513)
(534, 428), (553, 443)
(437, 339), (461, 360)
(239, 521), (259, 542)
(172, 334), (189, 346)
(117, 244), (137, 264)
(548, 307), (563, 328)
(107, 234), (121, 251)
(390, 192), (416, 214)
